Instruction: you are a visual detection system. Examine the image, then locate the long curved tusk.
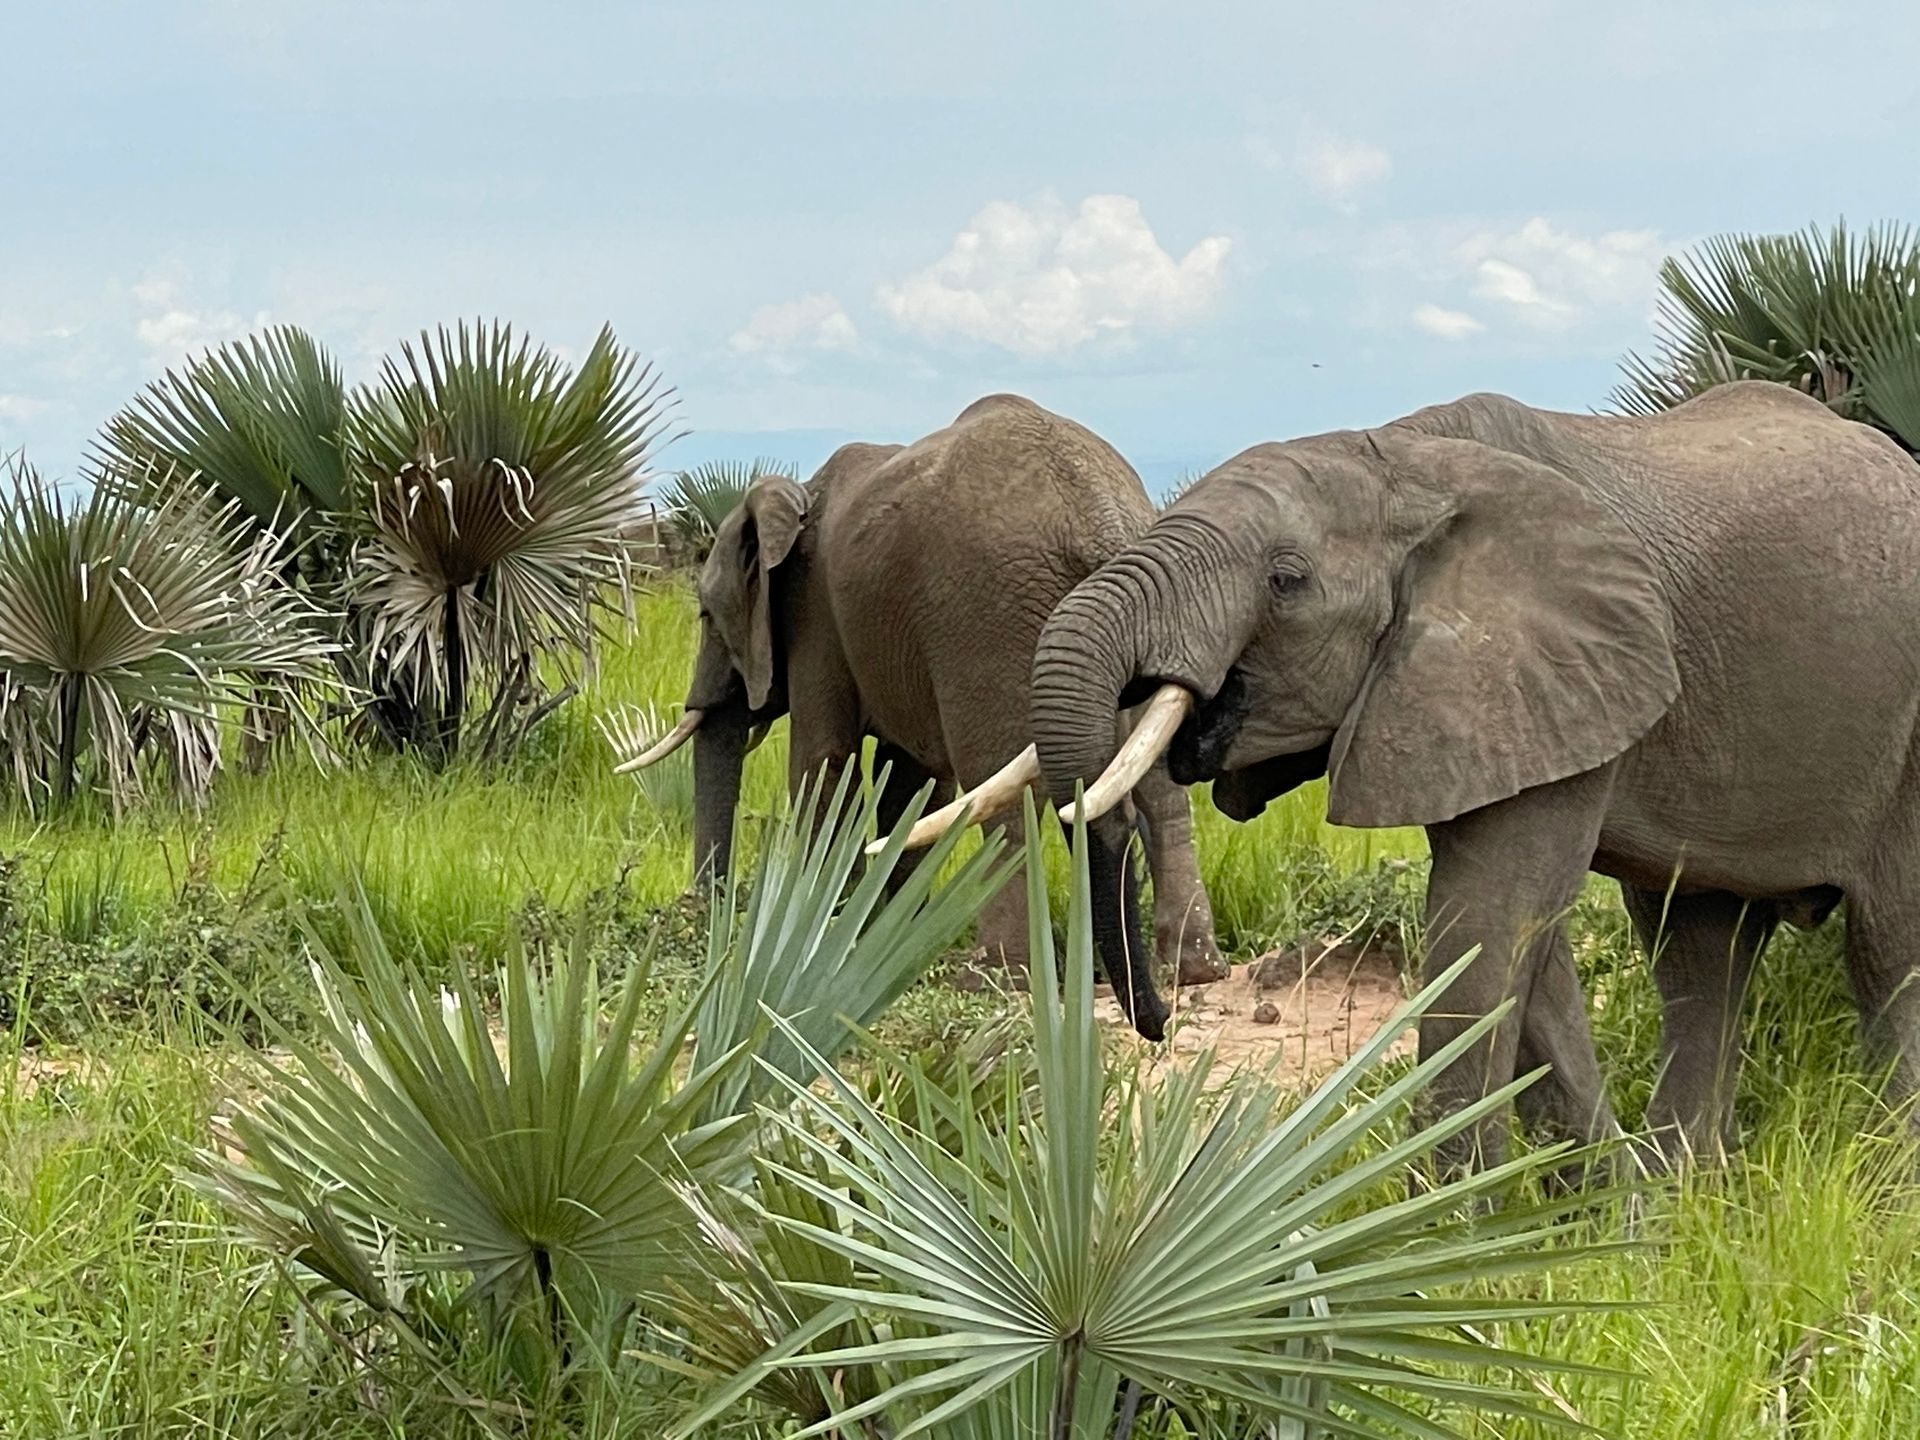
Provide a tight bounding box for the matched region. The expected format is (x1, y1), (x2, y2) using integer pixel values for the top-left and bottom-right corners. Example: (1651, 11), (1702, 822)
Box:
(866, 744), (1042, 856)
(744, 722), (770, 755)
(615, 708), (703, 772)
(1058, 684), (1193, 826)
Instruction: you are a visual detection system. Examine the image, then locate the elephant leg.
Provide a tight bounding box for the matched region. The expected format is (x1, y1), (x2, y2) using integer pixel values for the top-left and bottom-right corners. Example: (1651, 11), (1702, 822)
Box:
(786, 686), (863, 844)
(1512, 929), (1628, 1185)
(1417, 766), (1613, 1181)
(1622, 885), (1772, 1166)
(1844, 853), (1920, 1132)
(871, 741), (951, 896)
(973, 817), (1033, 984)
(1134, 759), (1228, 986)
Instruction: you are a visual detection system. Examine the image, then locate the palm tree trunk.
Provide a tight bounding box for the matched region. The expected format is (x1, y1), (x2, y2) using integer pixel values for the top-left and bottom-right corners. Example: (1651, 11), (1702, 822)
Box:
(54, 674), (81, 805)
(440, 587), (465, 760)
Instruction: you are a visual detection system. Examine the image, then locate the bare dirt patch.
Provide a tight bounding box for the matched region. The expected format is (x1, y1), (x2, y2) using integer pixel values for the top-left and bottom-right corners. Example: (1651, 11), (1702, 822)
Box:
(1095, 937), (1417, 1084)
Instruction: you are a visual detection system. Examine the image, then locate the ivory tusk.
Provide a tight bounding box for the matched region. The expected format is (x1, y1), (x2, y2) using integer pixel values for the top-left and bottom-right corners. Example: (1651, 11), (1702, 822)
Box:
(1058, 684), (1193, 826)
(866, 744), (1042, 856)
(614, 708), (703, 772)
(745, 722), (770, 755)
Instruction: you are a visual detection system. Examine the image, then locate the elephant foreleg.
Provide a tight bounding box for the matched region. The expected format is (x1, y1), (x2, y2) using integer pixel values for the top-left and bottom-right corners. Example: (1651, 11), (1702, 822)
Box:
(1417, 767), (1614, 1181)
(1134, 760), (1228, 986)
(872, 741), (951, 896)
(1623, 884), (1773, 1166)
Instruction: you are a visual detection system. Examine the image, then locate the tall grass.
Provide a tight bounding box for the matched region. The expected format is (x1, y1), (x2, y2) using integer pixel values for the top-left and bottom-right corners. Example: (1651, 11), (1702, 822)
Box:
(0, 580), (1423, 973)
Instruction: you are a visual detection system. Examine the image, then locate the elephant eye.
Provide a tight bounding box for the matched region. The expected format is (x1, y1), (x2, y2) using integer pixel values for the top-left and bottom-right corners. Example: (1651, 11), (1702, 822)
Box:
(1268, 565), (1310, 599)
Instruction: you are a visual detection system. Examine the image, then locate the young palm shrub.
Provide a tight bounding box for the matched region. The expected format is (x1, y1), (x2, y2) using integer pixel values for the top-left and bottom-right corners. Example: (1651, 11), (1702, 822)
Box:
(189, 766), (1011, 1417)
(672, 799), (1635, 1440)
(598, 700), (698, 827)
(0, 459), (336, 812)
(1613, 220), (1920, 454)
(654, 458), (795, 564)
(345, 321), (679, 761)
(91, 326), (355, 767)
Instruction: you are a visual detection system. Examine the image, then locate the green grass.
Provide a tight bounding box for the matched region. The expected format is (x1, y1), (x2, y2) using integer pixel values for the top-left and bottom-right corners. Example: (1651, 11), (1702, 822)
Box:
(1, 579), (1915, 1437)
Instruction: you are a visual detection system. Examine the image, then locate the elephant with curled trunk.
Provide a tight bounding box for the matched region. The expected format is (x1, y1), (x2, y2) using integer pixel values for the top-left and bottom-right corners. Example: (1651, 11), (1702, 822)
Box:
(960, 381), (1920, 1174)
(632, 394), (1226, 1037)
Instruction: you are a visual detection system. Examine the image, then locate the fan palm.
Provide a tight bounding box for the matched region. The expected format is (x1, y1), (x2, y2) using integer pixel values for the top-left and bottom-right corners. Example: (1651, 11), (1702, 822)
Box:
(1613, 220), (1920, 453)
(654, 458), (796, 564)
(191, 765), (1010, 1404)
(93, 325), (353, 556)
(346, 320), (679, 758)
(0, 458), (336, 811)
(673, 799), (1635, 1440)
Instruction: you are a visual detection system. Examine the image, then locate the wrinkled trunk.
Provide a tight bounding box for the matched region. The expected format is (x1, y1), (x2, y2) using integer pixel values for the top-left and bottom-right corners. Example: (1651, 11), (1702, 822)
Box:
(1032, 525), (1251, 1042)
(1031, 567), (1168, 1039)
(692, 699), (751, 887)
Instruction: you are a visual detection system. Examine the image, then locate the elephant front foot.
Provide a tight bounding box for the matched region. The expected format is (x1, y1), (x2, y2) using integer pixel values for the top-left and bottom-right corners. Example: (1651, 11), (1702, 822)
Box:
(1157, 913), (1228, 987)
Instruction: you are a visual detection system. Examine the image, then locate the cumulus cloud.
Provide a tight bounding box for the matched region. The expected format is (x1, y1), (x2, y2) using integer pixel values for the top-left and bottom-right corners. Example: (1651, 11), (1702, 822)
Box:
(877, 194), (1230, 357)
(730, 293), (859, 359)
(1300, 135), (1392, 209)
(1455, 218), (1664, 330)
(131, 276), (265, 370)
(1411, 304), (1485, 340)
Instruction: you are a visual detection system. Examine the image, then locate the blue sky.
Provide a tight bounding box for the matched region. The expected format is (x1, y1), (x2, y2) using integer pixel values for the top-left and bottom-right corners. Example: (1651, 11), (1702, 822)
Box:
(3, 1), (1915, 495)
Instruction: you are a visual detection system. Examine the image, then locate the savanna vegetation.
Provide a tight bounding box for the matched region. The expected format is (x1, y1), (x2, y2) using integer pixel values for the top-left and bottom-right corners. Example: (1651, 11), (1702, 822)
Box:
(2, 226), (1920, 1437)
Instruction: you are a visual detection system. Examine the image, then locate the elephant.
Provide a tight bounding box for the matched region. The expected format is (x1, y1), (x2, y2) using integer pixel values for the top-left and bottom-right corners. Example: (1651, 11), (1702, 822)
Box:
(630, 394), (1227, 1037)
(934, 381), (1920, 1175)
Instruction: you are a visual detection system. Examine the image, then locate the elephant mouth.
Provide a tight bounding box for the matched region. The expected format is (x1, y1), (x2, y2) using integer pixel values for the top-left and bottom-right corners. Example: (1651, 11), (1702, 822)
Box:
(1167, 667), (1250, 785)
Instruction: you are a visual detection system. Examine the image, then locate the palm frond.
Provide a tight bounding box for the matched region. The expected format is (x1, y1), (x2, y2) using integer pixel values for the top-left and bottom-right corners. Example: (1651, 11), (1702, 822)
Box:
(678, 797), (1634, 1439)
(344, 320), (680, 755)
(192, 762), (1010, 1388)
(0, 457), (337, 810)
(93, 324), (353, 527)
(1612, 220), (1920, 453)
(653, 458), (795, 561)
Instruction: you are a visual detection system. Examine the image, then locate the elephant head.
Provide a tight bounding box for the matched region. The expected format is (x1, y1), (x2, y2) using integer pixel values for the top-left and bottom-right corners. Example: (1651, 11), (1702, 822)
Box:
(1028, 421), (1680, 840)
(668, 470), (810, 882)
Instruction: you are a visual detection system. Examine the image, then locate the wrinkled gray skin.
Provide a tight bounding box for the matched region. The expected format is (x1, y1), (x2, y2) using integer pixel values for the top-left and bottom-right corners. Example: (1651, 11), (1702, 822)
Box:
(1031, 382), (1920, 1174)
(684, 394), (1226, 1039)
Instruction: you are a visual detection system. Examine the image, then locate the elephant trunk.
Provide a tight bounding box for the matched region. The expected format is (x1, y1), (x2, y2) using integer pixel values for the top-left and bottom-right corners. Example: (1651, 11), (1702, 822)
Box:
(1031, 518), (1246, 804)
(1029, 521), (1252, 1044)
(1030, 543), (1207, 1045)
(691, 698), (752, 886)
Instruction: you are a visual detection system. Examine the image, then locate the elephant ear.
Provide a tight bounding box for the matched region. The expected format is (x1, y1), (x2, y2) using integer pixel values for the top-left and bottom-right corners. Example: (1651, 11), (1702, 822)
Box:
(1326, 431), (1679, 829)
(719, 474), (808, 710)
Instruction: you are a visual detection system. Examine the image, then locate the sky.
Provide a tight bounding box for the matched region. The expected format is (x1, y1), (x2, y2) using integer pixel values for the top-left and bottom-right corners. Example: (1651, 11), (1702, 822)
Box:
(3, 1), (1916, 496)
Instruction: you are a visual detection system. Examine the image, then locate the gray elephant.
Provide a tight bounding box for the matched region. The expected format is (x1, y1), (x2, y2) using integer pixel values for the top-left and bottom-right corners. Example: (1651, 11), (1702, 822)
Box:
(927, 381), (1920, 1173)
(626, 394), (1227, 1036)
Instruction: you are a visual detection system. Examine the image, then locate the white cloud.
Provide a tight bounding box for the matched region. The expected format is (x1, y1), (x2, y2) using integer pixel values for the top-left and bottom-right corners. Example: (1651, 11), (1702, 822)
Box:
(131, 275), (266, 370)
(1410, 304), (1484, 340)
(0, 394), (50, 422)
(877, 194), (1230, 357)
(1300, 135), (1392, 209)
(729, 293), (859, 358)
(1455, 218), (1664, 330)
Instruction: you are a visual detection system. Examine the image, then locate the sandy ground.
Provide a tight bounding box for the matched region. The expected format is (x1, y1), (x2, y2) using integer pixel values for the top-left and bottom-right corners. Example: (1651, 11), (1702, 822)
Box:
(1093, 936), (1416, 1084)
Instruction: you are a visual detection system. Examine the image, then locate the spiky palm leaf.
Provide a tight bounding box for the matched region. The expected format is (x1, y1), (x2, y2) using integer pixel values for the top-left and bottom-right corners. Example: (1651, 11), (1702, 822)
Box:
(345, 321), (679, 754)
(0, 458), (336, 810)
(1613, 221), (1920, 453)
(191, 766), (1009, 1393)
(655, 458), (795, 561)
(675, 799), (1633, 1439)
(93, 325), (353, 535)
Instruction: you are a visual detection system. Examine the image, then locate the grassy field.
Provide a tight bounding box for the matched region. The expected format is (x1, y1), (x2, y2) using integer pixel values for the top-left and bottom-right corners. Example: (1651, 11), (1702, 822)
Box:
(1, 580), (1916, 1437)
